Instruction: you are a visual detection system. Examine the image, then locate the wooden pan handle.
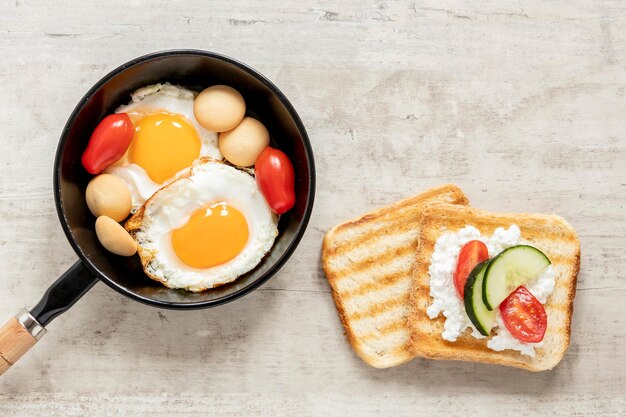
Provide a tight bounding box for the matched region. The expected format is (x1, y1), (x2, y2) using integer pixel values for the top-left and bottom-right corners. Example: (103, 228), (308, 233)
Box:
(0, 310), (46, 375)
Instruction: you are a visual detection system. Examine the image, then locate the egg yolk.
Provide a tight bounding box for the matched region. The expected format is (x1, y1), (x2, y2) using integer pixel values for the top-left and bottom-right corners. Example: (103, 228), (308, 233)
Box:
(171, 202), (249, 269)
(129, 113), (201, 184)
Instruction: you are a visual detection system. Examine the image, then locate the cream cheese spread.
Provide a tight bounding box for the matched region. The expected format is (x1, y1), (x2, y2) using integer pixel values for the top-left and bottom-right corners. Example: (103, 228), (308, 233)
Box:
(426, 225), (555, 356)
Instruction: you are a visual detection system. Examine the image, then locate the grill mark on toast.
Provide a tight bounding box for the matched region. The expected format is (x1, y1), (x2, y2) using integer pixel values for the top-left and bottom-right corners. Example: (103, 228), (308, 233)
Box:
(351, 305), (408, 339)
(343, 277), (412, 314)
(340, 271), (407, 299)
(331, 245), (414, 281)
(359, 320), (407, 341)
(328, 230), (417, 272)
(326, 220), (419, 260)
(347, 294), (408, 321)
(390, 343), (412, 358)
(334, 255), (413, 294)
(359, 332), (412, 362)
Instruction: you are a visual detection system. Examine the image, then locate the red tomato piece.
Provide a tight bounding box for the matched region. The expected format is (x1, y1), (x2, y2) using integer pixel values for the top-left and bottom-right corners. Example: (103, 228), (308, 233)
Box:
(255, 147), (295, 215)
(81, 113), (134, 174)
(499, 286), (547, 343)
(454, 240), (489, 298)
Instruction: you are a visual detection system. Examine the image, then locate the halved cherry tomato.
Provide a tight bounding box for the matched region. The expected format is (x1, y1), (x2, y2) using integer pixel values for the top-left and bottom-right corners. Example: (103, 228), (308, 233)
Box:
(255, 147), (295, 215)
(81, 113), (134, 174)
(453, 240), (489, 298)
(499, 286), (547, 343)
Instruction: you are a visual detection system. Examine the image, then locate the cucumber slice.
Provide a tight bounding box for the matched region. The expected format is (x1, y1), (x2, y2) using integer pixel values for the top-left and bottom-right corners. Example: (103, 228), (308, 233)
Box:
(482, 245), (551, 311)
(464, 260), (495, 336)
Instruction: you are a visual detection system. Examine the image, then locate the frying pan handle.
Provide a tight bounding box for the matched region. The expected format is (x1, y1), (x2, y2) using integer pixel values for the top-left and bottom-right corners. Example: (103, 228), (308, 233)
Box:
(0, 261), (98, 375)
(0, 310), (44, 375)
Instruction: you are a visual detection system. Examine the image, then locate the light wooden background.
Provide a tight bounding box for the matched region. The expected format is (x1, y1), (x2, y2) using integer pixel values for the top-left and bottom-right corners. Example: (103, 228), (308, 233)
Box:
(1, 1), (625, 416)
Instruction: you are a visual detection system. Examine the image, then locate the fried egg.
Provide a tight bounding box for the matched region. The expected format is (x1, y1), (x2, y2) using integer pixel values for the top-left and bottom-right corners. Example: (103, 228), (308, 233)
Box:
(106, 83), (223, 210)
(125, 159), (279, 291)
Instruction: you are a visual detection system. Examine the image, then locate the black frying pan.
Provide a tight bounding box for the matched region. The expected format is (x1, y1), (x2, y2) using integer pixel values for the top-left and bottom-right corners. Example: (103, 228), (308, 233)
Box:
(0, 50), (315, 375)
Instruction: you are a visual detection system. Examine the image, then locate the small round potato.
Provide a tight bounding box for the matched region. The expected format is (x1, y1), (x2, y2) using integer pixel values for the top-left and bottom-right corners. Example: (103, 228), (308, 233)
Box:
(86, 174), (132, 222)
(218, 117), (269, 167)
(95, 216), (137, 256)
(194, 85), (246, 132)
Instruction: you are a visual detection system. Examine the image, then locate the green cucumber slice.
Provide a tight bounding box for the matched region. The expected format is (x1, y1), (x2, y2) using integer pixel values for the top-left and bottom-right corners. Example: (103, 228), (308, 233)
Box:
(482, 245), (551, 311)
(464, 260), (496, 336)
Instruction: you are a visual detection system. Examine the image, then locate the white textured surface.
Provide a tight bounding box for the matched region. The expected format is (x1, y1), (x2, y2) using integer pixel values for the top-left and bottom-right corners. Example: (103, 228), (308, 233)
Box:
(0, 1), (625, 416)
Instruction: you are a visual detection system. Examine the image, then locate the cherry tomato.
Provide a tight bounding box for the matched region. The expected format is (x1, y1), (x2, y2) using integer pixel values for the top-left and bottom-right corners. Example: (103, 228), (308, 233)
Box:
(255, 147), (295, 215)
(81, 113), (134, 174)
(499, 286), (547, 343)
(453, 240), (489, 298)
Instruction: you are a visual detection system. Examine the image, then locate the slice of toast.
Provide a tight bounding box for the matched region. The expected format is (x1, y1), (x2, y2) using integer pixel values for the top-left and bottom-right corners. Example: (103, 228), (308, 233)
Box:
(322, 185), (469, 368)
(408, 203), (580, 371)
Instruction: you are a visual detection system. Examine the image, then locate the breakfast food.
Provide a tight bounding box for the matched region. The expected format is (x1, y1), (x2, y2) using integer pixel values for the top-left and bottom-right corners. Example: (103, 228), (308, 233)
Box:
(322, 184), (580, 371)
(321, 185), (469, 368)
(125, 159), (278, 291)
(408, 204), (580, 371)
(85, 174), (132, 221)
(218, 117), (269, 167)
(194, 85), (246, 132)
(105, 83), (222, 210)
(423, 225), (554, 353)
(255, 147), (296, 214)
(81, 114), (134, 174)
(80, 81), (296, 291)
(95, 216), (137, 256)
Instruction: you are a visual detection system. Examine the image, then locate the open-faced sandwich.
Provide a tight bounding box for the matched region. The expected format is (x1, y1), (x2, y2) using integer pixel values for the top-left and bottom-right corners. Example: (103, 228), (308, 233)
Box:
(408, 203), (580, 371)
(322, 185), (580, 371)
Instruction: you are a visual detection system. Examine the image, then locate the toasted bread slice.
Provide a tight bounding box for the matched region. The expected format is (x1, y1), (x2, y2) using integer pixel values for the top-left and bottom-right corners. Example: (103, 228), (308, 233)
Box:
(322, 185), (469, 368)
(408, 203), (580, 371)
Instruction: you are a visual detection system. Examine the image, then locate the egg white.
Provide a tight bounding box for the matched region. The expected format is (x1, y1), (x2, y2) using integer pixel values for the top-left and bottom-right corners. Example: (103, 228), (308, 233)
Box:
(106, 83), (223, 211)
(129, 160), (279, 291)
